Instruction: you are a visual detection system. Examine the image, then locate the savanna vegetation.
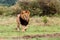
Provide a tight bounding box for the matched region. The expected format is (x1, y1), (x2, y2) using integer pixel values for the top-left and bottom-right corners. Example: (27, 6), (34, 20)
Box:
(0, 0), (60, 40)
(0, 0), (60, 16)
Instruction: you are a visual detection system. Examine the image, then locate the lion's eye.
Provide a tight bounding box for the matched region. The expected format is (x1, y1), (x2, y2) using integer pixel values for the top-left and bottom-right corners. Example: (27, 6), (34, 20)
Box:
(25, 11), (27, 13)
(22, 13), (24, 14)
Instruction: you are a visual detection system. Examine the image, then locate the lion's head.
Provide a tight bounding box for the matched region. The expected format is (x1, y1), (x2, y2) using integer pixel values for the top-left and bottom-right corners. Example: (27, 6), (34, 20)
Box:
(20, 10), (30, 21)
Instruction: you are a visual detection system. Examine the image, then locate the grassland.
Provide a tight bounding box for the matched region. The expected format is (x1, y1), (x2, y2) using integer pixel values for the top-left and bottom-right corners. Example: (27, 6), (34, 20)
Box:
(0, 16), (60, 40)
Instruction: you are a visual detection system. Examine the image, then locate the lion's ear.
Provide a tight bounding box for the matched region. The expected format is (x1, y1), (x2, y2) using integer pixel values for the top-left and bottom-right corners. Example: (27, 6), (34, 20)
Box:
(28, 11), (30, 15)
(26, 10), (30, 14)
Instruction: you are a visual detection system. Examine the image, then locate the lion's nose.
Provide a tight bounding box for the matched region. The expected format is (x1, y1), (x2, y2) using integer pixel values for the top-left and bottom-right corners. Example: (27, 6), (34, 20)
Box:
(25, 16), (28, 19)
(24, 16), (28, 20)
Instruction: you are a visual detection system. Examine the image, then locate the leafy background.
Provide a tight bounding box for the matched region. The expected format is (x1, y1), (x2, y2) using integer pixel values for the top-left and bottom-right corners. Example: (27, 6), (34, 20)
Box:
(0, 0), (60, 16)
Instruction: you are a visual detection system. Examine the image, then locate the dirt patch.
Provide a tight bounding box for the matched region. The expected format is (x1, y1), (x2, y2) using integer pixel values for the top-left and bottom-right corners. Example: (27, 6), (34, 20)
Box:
(0, 33), (60, 40)
(22, 33), (60, 39)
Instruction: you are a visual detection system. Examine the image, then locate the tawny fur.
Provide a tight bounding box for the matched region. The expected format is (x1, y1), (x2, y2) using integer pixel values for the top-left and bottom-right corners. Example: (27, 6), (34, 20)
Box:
(16, 10), (30, 32)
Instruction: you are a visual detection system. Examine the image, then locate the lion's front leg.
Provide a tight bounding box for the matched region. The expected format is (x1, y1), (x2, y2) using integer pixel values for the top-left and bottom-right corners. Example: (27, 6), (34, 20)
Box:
(16, 14), (20, 31)
(22, 25), (28, 32)
(17, 22), (20, 31)
(22, 25), (26, 32)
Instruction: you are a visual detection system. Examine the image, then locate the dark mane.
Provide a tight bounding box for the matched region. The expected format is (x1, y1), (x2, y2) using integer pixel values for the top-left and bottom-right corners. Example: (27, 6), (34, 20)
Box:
(20, 17), (29, 26)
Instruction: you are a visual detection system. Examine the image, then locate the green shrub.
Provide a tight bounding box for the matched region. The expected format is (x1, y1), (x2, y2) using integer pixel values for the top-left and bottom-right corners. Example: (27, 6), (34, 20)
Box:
(0, 0), (60, 16)
(0, 6), (18, 16)
(19, 1), (42, 16)
(42, 16), (48, 24)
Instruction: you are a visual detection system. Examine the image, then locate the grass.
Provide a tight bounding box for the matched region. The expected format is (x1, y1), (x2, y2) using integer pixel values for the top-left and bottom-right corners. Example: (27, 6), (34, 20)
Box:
(0, 24), (60, 37)
(0, 16), (60, 40)
(2, 37), (60, 40)
(25, 37), (60, 40)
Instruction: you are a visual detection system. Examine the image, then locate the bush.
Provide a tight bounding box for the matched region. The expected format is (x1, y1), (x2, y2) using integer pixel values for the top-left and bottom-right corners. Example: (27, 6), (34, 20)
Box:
(0, 0), (60, 16)
(0, 6), (17, 16)
(42, 16), (48, 25)
(19, 1), (43, 16)
(19, 0), (58, 16)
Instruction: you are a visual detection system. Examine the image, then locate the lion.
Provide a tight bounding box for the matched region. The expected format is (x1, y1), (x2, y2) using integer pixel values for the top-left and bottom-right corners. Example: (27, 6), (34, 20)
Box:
(16, 10), (30, 32)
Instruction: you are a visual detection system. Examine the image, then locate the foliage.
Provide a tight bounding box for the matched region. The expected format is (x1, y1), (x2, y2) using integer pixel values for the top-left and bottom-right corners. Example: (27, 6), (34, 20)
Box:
(0, 6), (16, 16)
(42, 16), (48, 25)
(0, 0), (60, 16)
(18, 0), (59, 16)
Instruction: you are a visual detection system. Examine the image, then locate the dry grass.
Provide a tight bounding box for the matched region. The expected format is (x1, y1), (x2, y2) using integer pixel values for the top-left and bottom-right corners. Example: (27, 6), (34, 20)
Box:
(0, 17), (16, 25)
(0, 16), (60, 26)
(29, 17), (60, 26)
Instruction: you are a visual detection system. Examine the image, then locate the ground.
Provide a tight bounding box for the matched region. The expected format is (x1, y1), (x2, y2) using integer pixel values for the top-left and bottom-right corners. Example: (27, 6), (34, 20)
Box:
(0, 16), (60, 40)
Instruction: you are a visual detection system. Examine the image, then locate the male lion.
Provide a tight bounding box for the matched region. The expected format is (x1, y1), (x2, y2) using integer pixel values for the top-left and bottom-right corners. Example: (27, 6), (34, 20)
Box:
(16, 10), (30, 32)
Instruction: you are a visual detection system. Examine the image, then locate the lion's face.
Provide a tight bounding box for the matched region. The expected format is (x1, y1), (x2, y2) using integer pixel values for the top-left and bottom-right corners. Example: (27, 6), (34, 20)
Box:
(20, 10), (30, 21)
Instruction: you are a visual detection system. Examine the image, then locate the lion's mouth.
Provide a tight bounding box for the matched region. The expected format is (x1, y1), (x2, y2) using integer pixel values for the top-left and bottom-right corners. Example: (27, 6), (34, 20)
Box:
(24, 18), (29, 21)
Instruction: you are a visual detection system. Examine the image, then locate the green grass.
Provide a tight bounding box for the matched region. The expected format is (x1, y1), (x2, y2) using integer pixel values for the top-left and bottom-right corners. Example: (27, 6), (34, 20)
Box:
(25, 37), (60, 40)
(1, 37), (60, 40)
(0, 16), (60, 40)
(0, 24), (60, 37)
